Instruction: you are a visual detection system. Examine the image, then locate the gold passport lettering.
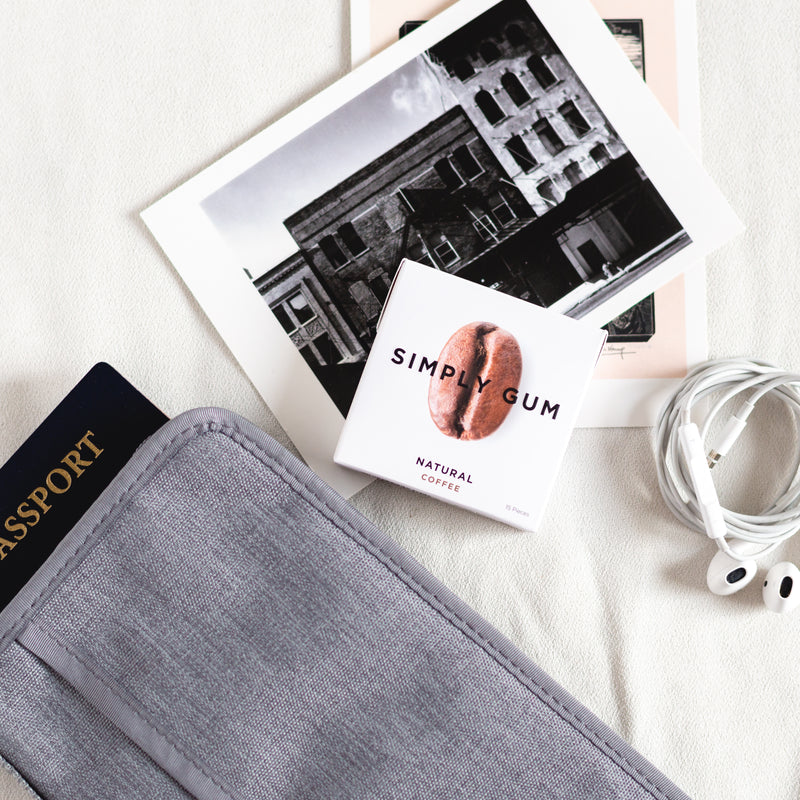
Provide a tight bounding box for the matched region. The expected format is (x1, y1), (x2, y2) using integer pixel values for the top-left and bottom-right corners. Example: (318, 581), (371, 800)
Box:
(0, 431), (104, 560)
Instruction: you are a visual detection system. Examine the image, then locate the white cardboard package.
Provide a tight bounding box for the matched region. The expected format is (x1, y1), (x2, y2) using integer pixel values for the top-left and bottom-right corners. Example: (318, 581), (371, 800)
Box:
(334, 260), (607, 530)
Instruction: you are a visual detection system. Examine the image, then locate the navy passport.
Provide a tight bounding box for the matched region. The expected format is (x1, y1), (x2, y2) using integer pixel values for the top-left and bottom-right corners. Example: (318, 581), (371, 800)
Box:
(0, 363), (168, 609)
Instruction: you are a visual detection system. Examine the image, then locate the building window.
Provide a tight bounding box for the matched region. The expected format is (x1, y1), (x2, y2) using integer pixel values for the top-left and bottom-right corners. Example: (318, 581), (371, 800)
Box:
(475, 90), (505, 125)
(288, 290), (314, 324)
(434, 157), (465, 191)
(479, 41), (501, 63)
(533, 118), (566, 156)
(491, 194), (517, 226)
(577, 240), (607, 273)
(407, 239), (434, 267)
(527, 55), (557, 89)
(505, 135), (537, 173)
(560, 100), (591, 137)
(501, 72), (530, 107)
(272, 304), (295, 334)
(506, 24), (527, 46)
(433, 239), (460, 267)
(564, 161), (584, 187)
(272, 289), (316, 335)
(590, 143), (612, 168)
(453, 145), (483, 179)
(472, 214), (500, 242)
(368, 274), (390, 303)
(297, 345), (317, 369)
(299, 331), (342, 368)
(452, 57), (475, 81)
(397, 188), (415, 213)
(318, 235), (349, 270)
(537, 178), (561, 205)
(337, 222), (367, 257)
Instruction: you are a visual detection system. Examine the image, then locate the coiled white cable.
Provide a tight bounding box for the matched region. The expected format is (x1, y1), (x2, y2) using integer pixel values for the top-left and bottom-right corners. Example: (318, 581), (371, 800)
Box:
(655, 358), (800, 561)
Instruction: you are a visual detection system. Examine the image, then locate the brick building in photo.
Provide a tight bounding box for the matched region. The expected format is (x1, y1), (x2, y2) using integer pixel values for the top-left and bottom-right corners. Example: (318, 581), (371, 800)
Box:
(401, 11), (658, 341)
(253, 252), (367, 414)
(422, 0), (688, 311)
(280, 105), (584, 345)
(423, 8), (628, 220)
(254, 104), (594, 412)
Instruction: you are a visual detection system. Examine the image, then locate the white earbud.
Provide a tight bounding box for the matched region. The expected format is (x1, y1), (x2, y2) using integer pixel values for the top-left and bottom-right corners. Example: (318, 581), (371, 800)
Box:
(706, 542), (760, 596)
(762, 562), (800, 613)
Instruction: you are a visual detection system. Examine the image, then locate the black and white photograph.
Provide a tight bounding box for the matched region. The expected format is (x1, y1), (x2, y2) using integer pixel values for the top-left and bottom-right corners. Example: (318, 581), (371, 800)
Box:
(143, 0), (739, 493)
(393, 13), (658, 347)
(202, 0), (684, 415)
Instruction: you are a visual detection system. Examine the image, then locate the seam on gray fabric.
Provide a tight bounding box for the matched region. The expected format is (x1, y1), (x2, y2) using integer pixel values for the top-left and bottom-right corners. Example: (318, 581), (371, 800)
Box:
(16, 623), (241, 800)
(0, 412), (685, 800)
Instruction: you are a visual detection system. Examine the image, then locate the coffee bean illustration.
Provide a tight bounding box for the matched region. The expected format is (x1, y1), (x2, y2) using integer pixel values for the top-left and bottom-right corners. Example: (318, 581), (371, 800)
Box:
(428, 321), (522, 440)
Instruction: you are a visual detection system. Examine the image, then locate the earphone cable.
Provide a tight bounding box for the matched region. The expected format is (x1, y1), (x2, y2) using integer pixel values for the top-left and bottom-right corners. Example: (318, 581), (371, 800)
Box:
(655, 358), (800, 560)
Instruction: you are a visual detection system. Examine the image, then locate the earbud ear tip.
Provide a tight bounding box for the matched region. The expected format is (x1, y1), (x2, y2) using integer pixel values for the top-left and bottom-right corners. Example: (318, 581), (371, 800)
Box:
(763, 562), (800, 613)
(706, 549), (758, 596)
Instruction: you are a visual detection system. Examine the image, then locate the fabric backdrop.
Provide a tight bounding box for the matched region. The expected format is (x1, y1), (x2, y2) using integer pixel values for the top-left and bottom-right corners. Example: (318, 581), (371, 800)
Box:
(1, 2), (798, 798)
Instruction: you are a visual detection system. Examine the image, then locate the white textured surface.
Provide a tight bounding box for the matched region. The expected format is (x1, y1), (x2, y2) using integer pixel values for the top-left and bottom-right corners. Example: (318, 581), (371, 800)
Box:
(1, 2), (799, 798)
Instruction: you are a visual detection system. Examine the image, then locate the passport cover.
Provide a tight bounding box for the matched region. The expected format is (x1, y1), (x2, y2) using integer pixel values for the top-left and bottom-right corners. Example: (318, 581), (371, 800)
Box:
(0, 408), (690, 800)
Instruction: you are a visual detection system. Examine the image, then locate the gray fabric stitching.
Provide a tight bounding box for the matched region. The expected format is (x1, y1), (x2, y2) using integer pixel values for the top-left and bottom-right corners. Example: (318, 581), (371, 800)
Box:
(17, 623), (240, 800)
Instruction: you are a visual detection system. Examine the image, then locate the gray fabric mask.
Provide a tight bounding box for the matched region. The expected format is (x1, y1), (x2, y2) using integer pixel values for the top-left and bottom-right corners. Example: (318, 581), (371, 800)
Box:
(0, 408), (691, 800)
